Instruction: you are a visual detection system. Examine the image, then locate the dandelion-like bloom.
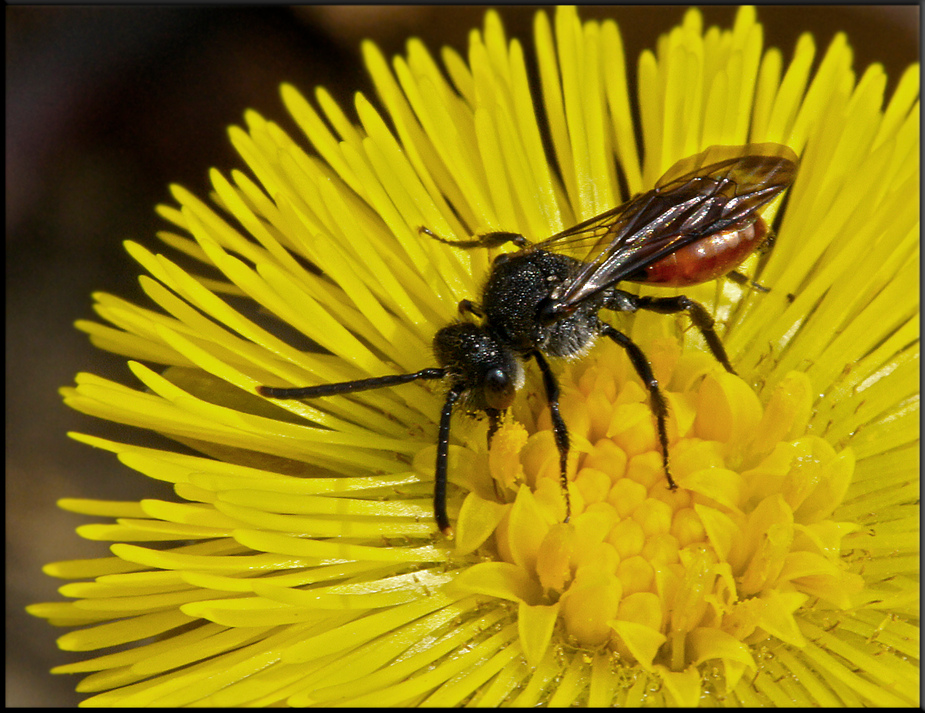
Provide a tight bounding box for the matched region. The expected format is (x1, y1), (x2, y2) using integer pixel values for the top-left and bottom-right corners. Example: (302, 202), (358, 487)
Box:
(30, 6), (918, 707)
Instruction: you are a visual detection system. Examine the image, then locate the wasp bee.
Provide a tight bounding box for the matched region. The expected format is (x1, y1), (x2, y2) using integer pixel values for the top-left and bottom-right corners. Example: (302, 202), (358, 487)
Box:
(259, 143), (799, 535)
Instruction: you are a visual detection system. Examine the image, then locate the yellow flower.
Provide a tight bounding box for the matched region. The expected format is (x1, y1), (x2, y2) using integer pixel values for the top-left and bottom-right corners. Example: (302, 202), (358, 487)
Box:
(29, 6), (918, 707)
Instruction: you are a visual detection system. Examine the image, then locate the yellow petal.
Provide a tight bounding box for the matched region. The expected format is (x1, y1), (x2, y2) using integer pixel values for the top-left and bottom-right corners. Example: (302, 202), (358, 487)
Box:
(518, 601), (560, 667)
(694, 371), (763, 453)
(450, 561), (542, 605)
(507, 484), (553, 572)
(611, 620), (666, 670)
(454, 493), (508, 555)
(655, 664), (702, 706)
(750, 371), (813, 455)
(751, 590), (808, 647)
(688, 626), (756, 670)
(535, 522), (574, 591)
(561, 572), (622, 646)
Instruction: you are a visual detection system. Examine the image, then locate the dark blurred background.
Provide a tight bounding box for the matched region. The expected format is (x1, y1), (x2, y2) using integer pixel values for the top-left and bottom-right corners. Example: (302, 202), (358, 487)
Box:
(6, 6), (918, 707)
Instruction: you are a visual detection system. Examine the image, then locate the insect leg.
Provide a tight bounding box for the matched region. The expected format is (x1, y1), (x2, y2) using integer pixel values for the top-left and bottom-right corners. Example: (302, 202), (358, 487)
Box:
(257, 368), (446, 399)
(530, 350), (572, 523)
(419, 226), (530, 250)
(636, 295), (735, 374)
(485, 407), (506, 504)
(598, 323), (677, 490)
(605, 289), (735, 374)
(435, 385), (465, 536)
(486, 407), (504, 446)
(458, 299), (486, 319)
(726, 270), (770, 293)
(728, 224), (776, 291)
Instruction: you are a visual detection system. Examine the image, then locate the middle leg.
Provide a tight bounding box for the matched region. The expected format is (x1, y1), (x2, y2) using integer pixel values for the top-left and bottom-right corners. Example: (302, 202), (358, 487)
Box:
(598, 323), (677, 490)
(530, 350), (572, 522)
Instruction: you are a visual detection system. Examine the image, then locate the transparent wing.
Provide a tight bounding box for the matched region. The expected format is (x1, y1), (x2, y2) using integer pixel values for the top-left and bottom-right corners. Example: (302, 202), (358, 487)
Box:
(535, 143), (799, 309)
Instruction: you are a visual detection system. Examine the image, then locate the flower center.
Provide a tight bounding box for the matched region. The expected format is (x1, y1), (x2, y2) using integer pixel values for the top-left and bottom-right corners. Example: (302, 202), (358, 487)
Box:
(453, 334), (860, 674)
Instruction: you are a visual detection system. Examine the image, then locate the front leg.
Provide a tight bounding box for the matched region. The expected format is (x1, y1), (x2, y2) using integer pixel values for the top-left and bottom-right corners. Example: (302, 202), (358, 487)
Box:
(419, 226), (531, 250)
(604, 289), (735, 374)
(530, 350), (571, 523)
(435, 385), (465, 537)
(485, 407), (504, 447)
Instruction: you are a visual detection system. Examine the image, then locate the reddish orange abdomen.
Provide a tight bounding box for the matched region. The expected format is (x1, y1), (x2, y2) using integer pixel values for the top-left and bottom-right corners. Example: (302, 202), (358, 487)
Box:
(637, 217), (769, 287)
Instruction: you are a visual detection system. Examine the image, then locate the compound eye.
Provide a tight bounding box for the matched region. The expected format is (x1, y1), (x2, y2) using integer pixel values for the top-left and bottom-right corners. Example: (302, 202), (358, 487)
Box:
(485, 368), (508, 389)
(484, 368), (515, 410)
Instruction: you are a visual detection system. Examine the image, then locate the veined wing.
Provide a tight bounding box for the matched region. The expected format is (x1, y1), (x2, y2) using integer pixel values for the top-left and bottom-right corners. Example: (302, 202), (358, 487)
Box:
(536, 143), (799, 311)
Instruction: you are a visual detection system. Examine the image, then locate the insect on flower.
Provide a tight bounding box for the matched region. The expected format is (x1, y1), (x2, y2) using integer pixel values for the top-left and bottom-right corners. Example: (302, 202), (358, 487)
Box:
(258, 143), (799, 536)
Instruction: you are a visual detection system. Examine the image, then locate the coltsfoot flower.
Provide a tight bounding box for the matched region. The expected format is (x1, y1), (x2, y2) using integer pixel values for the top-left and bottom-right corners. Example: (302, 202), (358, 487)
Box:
(30, 6), (918, 707)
